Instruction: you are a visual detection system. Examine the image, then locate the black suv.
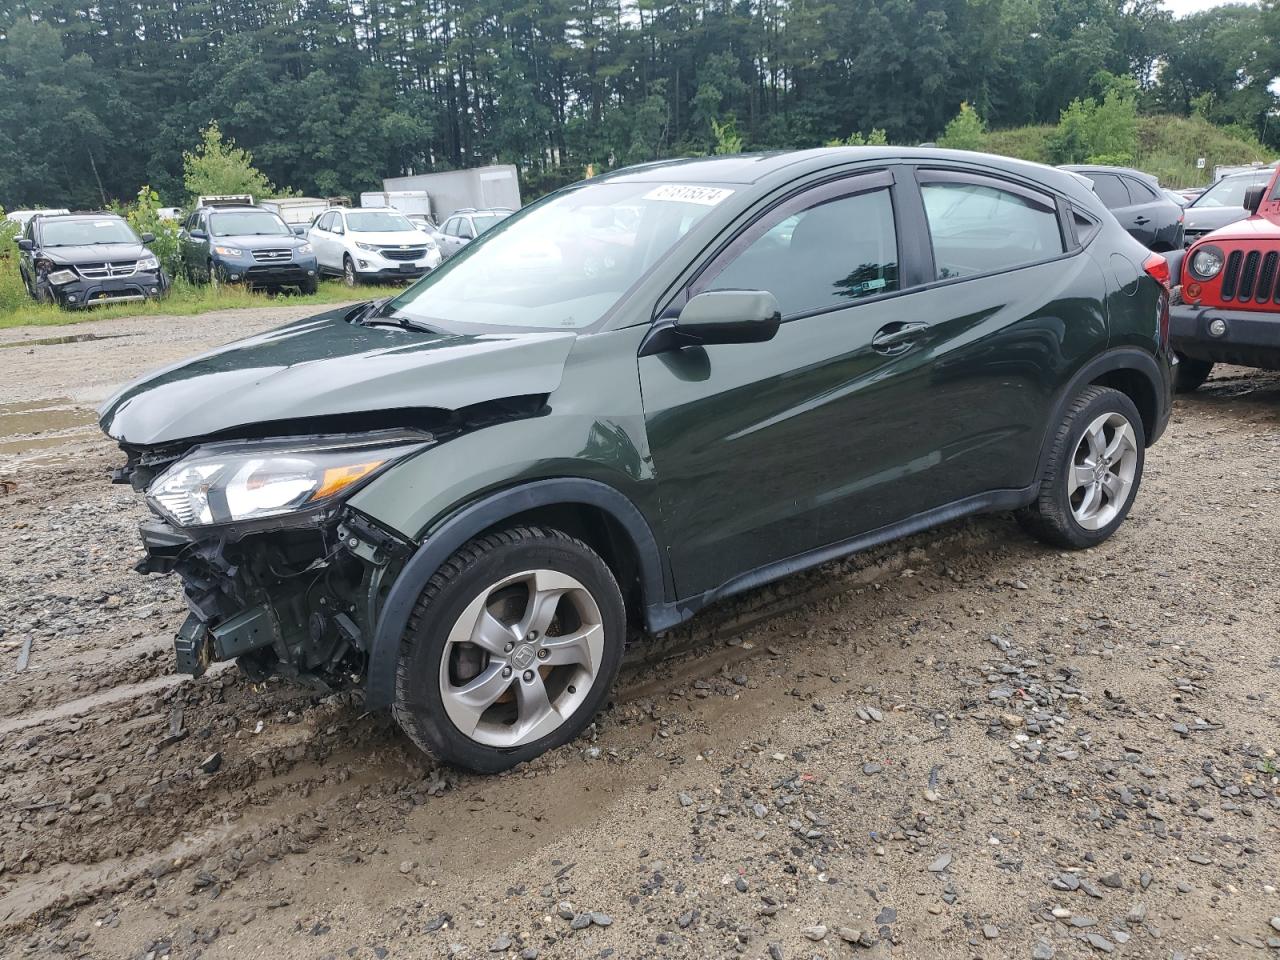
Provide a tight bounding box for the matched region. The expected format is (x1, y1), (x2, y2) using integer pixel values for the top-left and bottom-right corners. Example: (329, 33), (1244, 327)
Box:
(1060, 165), (1184, 251)
(17, 213), (168, 309)
(179, 204), (319, 293)
(101, 149), (1173, 773)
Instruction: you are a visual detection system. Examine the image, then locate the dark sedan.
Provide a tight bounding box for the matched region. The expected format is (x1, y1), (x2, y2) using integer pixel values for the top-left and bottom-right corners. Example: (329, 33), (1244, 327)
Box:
(1061, 164), (1184, 251)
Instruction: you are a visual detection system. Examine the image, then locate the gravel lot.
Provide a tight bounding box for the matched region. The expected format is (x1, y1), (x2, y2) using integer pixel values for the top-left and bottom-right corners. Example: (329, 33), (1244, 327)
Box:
(1, 306), (1279, 960)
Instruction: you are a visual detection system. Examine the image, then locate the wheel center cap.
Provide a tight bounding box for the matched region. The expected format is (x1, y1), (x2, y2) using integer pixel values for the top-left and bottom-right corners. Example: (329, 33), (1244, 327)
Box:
(510, 643), (537, 670)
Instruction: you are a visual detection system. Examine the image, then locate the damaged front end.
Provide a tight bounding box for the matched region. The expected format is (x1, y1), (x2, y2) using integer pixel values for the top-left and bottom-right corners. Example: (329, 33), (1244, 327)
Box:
(115, 431), (428, 686)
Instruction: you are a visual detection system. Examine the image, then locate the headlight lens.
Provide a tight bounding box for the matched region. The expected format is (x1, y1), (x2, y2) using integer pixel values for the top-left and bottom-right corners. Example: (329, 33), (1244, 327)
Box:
(213, 245), (242, 257)
(46, 269), (77, 285)
(297, 243), (314, 255)
(147, 432), (430, 528)
(137, 255), (160, 271)
(1190, 245), (1224, 280)
(355, 241), (380, 252)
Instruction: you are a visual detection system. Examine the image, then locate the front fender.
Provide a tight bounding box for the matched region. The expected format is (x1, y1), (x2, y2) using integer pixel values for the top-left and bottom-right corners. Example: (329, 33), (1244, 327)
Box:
(361, 477), (667, 710)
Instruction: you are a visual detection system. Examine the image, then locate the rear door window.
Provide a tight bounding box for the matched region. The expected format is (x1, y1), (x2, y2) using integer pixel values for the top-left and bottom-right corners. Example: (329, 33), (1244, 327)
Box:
(919, 173), (1066, 280)
(1087, 174), (1132, 210)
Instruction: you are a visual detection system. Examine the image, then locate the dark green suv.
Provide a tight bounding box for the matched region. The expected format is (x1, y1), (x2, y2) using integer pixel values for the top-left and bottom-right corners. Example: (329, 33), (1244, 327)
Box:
(100, 148), (1173, 773)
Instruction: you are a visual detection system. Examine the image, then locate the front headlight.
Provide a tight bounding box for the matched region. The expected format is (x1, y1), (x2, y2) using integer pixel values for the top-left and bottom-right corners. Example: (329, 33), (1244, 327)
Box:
(1190, 245), (1224, 280)
(213, 245), (242, 257)
(297, 243), (314, 255)
(147, 431), (430, 528)
(46, 269), (77, 285)
(138, 255), (160, 271)
(355, 242), (380, 253)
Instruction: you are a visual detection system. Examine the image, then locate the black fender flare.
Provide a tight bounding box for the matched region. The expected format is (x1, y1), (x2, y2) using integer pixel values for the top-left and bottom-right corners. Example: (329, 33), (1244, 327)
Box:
(364, 477), (667, 710)
(1033, 347), (1168, 483)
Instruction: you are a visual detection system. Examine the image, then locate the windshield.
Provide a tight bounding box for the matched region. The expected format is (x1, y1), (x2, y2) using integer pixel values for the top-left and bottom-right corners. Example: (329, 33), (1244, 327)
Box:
(382, 181), (731, 332)
(210, 210), (292, 237)
(1190, 173), (1272, 209)
(41, 218), (137, 246)
(346, 211), (416, 232)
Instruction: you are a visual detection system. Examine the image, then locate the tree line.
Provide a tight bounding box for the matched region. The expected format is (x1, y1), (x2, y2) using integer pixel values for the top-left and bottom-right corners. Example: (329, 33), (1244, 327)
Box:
(1, 0), (1277, 210)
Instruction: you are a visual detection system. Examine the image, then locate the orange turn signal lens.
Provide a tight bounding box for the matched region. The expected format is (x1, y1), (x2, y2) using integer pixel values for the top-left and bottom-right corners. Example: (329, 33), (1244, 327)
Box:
(1184, 282), (1202, 302)
(309, 460), (386, 501)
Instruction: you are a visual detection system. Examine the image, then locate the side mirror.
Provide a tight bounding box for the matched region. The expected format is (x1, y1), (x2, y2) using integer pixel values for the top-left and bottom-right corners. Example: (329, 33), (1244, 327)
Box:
(292, 224), (306, 236)
(17, 238), (33, 251)
(640, 290), (781, 357)
(140, 232), (155, 243)
(1244, 184), (1266, 215)
(677, 290), (781, 344)
(190, 229), (207, 240)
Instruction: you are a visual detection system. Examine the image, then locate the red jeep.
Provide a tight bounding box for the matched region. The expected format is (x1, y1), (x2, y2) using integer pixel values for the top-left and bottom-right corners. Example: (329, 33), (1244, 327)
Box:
(1172, 168), (1280, 391)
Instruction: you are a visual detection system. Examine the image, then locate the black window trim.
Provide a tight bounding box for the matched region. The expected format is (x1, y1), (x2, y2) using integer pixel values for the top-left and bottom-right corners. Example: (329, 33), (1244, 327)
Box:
(678, 168), (911, 326)
(911, 165), (1079, 289)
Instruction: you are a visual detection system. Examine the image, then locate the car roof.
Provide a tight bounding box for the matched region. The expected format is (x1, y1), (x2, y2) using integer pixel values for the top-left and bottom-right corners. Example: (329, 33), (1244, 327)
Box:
(38, 212), (126, 222)
(600, 147), (1095, 201)
(1059, 164), (1161, 187)
(204, 205), (264, 213)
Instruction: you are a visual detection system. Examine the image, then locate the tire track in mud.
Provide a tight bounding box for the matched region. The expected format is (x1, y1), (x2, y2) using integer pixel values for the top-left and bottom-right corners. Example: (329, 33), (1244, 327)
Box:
(0, 502), (1005, 935)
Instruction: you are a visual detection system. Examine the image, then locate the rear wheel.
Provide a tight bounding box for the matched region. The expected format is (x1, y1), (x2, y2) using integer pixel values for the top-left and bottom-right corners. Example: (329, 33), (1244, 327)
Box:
(393, 526), (625, 773)
(1174, 354), (1213, 393)
(1018, 386), (1145, 550)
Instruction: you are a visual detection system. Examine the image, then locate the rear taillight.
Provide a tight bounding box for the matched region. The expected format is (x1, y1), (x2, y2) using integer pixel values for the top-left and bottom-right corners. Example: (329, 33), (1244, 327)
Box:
(1143, 252), (1171, 289)
(1143, 253), (1172, 346)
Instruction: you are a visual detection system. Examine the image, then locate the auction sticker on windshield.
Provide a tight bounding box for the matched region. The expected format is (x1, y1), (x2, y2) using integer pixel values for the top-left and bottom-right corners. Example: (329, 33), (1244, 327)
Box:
(643, 185), (735, 205)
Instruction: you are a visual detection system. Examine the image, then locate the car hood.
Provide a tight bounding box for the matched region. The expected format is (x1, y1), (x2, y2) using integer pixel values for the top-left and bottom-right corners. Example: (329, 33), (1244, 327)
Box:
(1195, 213), (1280, 243)
(213, 234), (308, 250)
(348, 230), (435, 246)
(44, 243), (147, 265)
(98, 305), (578, 446)
(1184, 206), (1248, 232)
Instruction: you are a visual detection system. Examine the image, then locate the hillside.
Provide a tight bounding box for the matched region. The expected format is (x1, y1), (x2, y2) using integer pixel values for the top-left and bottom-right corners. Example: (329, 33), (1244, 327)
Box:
(984, 114), (1270, 186)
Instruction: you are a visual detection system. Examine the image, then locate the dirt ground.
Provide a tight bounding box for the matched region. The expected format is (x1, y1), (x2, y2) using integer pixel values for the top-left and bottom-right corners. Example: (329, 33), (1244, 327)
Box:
(1, 305), (1278, 960)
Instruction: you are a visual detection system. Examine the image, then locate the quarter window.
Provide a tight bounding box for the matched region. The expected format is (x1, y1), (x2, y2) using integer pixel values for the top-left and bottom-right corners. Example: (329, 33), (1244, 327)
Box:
(920, 177), (1065, 280)
(701, 187), (899, 318)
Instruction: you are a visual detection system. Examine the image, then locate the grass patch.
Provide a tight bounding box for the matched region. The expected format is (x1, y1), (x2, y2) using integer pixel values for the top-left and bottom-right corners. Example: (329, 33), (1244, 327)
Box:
(0, 276), (359, 330)
(982, 114), (1269, 187)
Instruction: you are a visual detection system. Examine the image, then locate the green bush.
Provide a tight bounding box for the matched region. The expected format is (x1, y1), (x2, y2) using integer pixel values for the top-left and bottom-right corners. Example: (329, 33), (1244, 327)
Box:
(0, 210), (27, 314)
(124, 186), (184, 278)
(938, 103), (986, 151)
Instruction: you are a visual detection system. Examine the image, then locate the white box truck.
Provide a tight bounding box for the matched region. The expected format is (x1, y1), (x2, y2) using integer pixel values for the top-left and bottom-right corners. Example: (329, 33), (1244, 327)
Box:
(261, 197), (329, 227)
(379, 165), (521, 221)
(360, 190), (433, 221)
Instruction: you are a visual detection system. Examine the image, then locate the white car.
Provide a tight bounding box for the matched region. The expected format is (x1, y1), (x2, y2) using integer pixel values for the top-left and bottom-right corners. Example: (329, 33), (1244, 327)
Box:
(307, 207), (443, 286)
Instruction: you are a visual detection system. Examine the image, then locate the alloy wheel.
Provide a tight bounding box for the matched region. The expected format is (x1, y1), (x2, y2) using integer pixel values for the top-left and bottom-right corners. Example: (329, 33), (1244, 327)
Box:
(1069, 411), (1139, 530)
(343, 260), (356, 287)
(438, 569), (604, 748)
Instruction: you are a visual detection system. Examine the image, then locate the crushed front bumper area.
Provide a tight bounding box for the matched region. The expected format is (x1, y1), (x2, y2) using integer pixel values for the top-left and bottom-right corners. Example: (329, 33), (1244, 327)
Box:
(137, 511), (407, 682)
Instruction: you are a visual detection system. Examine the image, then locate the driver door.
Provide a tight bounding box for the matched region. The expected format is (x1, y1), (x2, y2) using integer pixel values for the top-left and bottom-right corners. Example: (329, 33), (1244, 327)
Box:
(638, 169), (930, 598)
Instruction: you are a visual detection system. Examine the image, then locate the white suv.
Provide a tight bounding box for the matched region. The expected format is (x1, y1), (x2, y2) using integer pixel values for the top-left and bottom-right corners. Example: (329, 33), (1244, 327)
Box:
(307, 207), (443, 286)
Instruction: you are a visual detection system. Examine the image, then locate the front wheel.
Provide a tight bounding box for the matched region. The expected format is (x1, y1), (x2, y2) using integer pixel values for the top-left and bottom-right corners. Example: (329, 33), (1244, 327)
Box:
(299, 275), (318, 295)
(1018, 385), (1145, 550)
(342, 256), (359, 288)
(1174, 354), (1213, 393)
(393, 526), (626, 773)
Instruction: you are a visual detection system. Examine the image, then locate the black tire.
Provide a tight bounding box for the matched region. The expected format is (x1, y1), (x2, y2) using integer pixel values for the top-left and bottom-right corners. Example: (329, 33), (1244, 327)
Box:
(393, 526), (626, 773)
(342, 256), (359, 288)
(1174, 354), (1213, 393)
(299, 276), (318, 295)
(1017, 385), (1146, 550)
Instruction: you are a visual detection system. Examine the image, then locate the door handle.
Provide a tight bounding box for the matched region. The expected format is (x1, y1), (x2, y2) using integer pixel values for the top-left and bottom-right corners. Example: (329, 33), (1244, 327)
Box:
(1133, 216), (1150, 225)
(871, 321), (930, 353)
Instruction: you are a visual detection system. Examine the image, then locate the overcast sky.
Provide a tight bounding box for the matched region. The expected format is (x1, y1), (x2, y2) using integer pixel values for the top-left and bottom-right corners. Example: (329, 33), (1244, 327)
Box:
(1162, 0), (1257, 16)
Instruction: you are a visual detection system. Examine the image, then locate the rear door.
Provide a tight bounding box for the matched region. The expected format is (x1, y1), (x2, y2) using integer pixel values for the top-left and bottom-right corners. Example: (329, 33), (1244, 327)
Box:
(1121, 175), (1180, 249)
(1087, 173), (1151, 246)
